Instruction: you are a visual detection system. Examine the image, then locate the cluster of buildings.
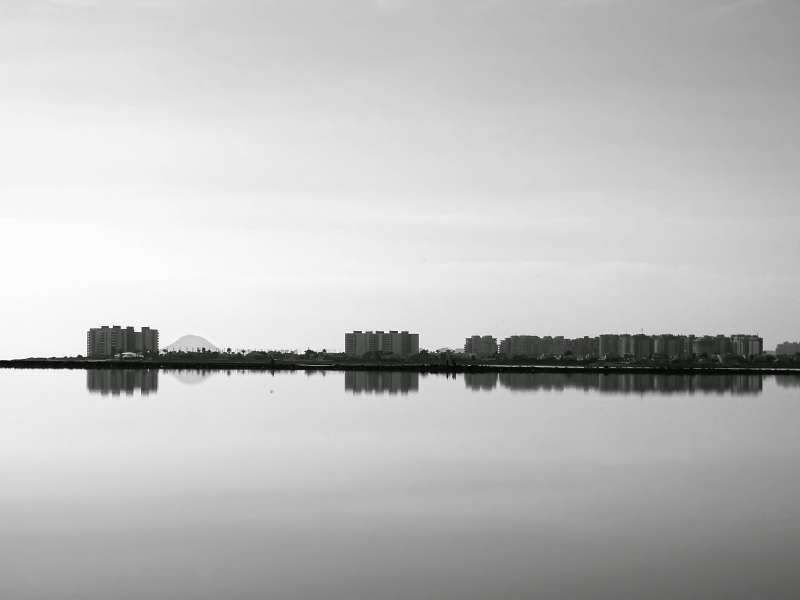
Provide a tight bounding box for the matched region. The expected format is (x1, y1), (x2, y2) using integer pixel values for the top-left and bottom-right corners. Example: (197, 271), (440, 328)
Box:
(598, 333), (764, 360)
(86, 326), (159, 358)
(79, 324), (771, 362)
(344, 330), (419, 357)
(464, 333), (764, 360)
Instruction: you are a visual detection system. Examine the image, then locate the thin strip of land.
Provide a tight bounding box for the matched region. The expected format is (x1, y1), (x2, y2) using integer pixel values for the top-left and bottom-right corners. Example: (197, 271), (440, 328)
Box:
(1, 358), (799, 376)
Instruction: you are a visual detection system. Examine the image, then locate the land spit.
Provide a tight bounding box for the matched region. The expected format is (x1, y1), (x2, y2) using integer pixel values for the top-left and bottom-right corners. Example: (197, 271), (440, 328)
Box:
(1, 358), (799, 376)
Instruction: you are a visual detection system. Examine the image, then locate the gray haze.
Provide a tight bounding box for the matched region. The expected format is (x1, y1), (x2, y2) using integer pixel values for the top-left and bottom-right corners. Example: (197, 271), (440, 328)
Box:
(1, 0), (798, 356)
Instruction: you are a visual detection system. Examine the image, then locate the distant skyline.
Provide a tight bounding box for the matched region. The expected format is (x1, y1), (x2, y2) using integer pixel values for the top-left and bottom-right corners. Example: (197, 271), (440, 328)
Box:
(2, 0), (799, 358)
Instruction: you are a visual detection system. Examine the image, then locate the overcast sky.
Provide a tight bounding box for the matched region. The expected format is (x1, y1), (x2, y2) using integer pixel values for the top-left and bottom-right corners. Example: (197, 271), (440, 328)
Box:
(1, 0), (798, 356)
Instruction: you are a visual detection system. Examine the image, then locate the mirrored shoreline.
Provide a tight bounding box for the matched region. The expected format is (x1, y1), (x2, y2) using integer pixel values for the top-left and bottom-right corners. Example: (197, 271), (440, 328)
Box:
(78, 368), (800, 397)
(464, 372), (768, 395)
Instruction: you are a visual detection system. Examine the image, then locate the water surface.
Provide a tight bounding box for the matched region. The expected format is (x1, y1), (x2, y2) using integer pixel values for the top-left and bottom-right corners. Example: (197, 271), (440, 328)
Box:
(2, 369), (799, 599)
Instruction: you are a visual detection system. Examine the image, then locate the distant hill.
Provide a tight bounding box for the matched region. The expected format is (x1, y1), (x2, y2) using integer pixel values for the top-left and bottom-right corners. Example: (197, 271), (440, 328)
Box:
(165, 335), (220, 353)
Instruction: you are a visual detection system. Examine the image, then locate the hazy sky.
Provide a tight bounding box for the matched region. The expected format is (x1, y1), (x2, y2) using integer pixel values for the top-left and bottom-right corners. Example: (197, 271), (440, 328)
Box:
(1, 0), (798, 356)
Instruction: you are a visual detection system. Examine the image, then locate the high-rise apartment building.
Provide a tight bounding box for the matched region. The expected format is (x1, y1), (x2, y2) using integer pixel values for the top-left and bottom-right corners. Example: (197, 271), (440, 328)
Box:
(86, 326), (159, 358)
(570, 336), (599, 359)
(499, 335), (540, 358)
(653, 334), (689, 359)
(730, 334), (763, 358)
(693, 336), (723, 357)
(464, 335), (498, 357)
(632, 334), (653, 359)
(498, 335), (595, 358)
(598, 334), (621, 359)
(776, 341), (800, 355)
(344, 330), (419, 357)
(619, 334), (633, 357)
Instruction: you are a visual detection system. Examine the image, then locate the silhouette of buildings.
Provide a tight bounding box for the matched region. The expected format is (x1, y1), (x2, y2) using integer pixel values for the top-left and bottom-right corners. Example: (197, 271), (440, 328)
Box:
(652, 334), (686, 358)
(598, 334), (621, 359)
(776, 341), (800, 355)
(464, 335), (498, 357)
(571, 336), (598, 358)
(689, 335), (727, 357)
(344, 371), (419, 394)
(730, 334), (764, 358)
(499, 335), (597, 359)
(86, 325), (159, 358)
(86, 369), (159, 396)
(464, 371), (763, 395)
(495, 332), (763, 360)
(344, 331), (419, 357)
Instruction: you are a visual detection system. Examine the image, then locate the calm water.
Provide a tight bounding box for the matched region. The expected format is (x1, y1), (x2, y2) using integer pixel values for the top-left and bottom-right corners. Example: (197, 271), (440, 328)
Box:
(2, 368), (800, 600)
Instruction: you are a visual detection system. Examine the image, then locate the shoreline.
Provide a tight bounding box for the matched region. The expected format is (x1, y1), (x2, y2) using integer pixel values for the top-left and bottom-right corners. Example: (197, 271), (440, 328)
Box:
(2, 358), (800, 376)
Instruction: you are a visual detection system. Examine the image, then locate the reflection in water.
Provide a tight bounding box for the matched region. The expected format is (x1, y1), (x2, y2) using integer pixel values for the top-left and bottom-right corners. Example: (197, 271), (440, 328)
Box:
(169, 369), (216, 385)
(7, 368), (800, 600)
(86, 369), (159, 396)
(776, 375), (800, 388)
(465, 371), (764, 395)
(345, 371), (419, 395)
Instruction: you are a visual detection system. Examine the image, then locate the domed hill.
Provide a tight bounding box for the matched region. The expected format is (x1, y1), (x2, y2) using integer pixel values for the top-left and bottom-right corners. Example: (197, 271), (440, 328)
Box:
(165, 335), (220, 353)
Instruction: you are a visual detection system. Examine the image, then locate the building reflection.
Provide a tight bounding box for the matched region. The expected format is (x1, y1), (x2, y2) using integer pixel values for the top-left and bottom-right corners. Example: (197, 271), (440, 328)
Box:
(345, 371), (420, 395)
(464, 371), (764, 395)
(776, 375), (800, 389)
(87, 369), (159, 396)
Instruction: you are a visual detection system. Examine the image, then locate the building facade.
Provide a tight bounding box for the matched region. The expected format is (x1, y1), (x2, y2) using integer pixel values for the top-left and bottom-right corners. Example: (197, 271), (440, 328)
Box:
(87, 326), (159, 358)
(344, 330), (420, 358)
(598, 334), (621, 359)
(498, 335), (596, 359)
(776, 341), (800, 355)
(464, 335), (498, 357)
(730, 334), (763, 358)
